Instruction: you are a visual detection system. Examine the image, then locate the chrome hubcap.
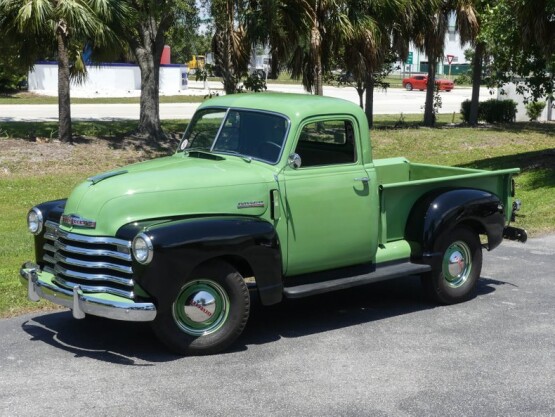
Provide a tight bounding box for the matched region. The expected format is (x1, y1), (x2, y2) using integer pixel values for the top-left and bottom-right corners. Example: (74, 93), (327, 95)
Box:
(184, 291), (217, 323)
(173, 280), (229, 336)
(442, 241), (472, 288)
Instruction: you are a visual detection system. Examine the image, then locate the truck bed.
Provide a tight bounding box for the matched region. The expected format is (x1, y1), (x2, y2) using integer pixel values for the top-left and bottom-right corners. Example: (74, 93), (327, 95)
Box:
(372, 158), (519, 243)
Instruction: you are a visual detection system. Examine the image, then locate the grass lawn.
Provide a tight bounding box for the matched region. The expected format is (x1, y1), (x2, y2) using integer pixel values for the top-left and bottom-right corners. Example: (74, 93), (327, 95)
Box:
(0, 92), (206, 105)
(1, 117), (553, 318)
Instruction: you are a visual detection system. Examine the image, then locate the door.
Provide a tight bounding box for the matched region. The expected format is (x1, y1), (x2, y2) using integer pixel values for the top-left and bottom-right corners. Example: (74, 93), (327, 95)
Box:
(283, 117), (377, 276)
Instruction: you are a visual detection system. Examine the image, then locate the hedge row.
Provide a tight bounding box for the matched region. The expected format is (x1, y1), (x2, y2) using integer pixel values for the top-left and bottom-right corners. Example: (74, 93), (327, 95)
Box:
(461, 99), (517, 123)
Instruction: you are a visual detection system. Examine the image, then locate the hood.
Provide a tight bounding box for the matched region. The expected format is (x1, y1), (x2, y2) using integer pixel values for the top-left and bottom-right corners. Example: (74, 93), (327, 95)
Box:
(62, 153), (275, 236)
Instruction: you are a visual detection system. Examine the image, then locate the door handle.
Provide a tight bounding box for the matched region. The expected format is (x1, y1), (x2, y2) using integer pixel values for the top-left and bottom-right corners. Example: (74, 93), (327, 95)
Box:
(354, 177), (369, 183)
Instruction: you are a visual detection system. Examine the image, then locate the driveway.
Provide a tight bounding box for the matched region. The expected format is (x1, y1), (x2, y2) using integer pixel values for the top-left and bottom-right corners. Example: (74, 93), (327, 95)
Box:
(1, 235), (553, 417)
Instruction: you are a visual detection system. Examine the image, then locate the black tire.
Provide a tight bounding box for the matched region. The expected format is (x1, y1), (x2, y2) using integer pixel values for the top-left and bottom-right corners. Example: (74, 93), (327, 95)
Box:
(152, 260), (250, 355)
(421, 227), (482, 305)
(405, 82), (413, 91)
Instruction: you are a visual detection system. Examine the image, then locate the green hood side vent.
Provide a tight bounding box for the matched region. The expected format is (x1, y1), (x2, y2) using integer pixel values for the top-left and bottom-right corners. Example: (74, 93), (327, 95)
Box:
(88, 170), (128, 185)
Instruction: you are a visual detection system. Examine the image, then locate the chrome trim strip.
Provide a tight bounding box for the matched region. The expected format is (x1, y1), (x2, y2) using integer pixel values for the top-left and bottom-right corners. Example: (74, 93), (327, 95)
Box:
(54, 240), (132, 261)
(53, 275), (135, 299)
(43, 254), (56, 265)
(45, 220), (131, 248)
(88, 170), (128, 185)
(56, 228), (131, 248)
(43, 243), (56, 253)
(20, 262), (156, 322)
(54, 252), (133, 275)
(54, 264), (134, 287)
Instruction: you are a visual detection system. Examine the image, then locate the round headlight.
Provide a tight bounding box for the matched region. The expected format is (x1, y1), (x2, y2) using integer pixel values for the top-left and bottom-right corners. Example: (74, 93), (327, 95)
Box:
(27, 208), (44, 235)
(132, 233), (153, 265)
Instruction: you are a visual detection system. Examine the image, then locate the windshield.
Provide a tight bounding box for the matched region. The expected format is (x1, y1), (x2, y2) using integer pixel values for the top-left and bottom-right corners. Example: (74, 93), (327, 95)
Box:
(179, 108), (288, 164)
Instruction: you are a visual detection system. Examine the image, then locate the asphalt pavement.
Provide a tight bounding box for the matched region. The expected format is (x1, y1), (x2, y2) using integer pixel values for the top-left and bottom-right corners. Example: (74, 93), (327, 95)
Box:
(1, 234), (554, 417)
(0, 84), (490, 122)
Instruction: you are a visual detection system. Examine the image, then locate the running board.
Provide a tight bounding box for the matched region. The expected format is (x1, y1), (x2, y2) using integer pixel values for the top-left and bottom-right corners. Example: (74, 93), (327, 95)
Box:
(283, 262), (431, 299)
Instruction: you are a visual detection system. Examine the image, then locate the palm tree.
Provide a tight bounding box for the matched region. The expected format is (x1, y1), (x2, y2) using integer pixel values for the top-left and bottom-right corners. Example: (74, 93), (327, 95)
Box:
(245, 0), (292, 80)
(210, 0), (250, 94)
(412, 0), (478, 126)
(466, 0), (492, 126)
(299, 0), (352, 96)
(0, 0), (127, 142)
(245, 0), (352, 96)
(342, 0), (416, 127)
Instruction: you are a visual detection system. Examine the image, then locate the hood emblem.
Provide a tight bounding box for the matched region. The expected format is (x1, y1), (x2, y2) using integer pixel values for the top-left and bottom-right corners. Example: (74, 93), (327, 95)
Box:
(61, 214), (97, 229)
(237, 201), (265, 209)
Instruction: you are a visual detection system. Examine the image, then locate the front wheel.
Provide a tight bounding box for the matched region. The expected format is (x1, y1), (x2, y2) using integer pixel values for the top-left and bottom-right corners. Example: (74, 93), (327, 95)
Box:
(421, 227), (482, 304)
(152, 260), (250, 355)
(405, 82), (413, 91)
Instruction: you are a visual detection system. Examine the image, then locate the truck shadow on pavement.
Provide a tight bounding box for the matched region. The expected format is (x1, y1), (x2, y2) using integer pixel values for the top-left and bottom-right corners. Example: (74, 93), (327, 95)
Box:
(21, 276), (507, 365)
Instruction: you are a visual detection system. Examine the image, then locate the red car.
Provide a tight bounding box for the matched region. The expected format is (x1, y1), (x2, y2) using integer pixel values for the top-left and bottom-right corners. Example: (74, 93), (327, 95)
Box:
(402, 75), (454, 92)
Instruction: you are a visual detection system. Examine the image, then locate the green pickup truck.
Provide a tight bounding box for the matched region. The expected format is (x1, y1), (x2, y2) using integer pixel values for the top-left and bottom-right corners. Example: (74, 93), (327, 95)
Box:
(20, 93), (526, 355)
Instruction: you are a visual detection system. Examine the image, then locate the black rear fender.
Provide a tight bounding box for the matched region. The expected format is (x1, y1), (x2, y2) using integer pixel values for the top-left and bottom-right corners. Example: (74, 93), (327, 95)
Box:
(405, 188), (505, 267)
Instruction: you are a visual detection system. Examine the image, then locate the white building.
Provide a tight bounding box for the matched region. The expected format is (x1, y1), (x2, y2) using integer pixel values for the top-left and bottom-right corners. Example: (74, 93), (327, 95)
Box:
(28, 61), (188, 96)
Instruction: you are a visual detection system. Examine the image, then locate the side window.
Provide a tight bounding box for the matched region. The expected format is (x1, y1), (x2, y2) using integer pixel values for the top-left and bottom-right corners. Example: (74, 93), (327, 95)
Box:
(294, 120), (356, 167)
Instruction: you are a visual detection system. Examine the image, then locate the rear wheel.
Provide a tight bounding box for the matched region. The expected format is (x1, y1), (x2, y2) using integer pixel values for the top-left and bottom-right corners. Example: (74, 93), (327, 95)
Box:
(405, 82), (413, 91)
(421, 227), (482, 304)
(152, 260), (250, 355)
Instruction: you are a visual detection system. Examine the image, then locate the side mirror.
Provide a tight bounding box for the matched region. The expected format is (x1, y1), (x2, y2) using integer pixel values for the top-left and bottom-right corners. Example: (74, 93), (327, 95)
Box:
(288, 153), (302, 169)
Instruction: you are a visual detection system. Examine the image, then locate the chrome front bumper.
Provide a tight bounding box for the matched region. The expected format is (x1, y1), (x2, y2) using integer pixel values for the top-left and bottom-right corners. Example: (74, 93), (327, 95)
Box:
(20, 262), (157, 322)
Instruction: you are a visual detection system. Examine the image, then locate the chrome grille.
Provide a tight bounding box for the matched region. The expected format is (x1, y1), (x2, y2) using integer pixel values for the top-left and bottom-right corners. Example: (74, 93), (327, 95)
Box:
(42, 221), (135, 299)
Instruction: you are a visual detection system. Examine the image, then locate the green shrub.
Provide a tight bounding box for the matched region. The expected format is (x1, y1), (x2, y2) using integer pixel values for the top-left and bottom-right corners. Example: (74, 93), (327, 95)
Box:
(243, 72), (267, 93)
(525, 101), (546, 121)
(461, 99), (517, 123)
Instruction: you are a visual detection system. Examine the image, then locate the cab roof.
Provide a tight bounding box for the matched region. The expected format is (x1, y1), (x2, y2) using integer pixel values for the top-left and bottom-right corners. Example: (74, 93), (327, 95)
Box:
(198, 93), (368, 126)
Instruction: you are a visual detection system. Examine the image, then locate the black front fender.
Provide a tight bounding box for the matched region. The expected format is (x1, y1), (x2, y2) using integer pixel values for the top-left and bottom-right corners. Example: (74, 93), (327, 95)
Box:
(406, 188), (506, 260)
(118, 217), (283, 307)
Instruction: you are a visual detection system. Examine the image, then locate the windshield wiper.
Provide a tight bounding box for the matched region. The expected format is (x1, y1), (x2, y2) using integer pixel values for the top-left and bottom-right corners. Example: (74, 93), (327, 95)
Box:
(215, 149), (253, 163)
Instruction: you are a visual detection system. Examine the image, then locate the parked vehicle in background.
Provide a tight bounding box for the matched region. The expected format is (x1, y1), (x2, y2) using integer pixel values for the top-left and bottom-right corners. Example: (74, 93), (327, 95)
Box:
(187, 55), (205, 75)
(402, 75), (454, 92)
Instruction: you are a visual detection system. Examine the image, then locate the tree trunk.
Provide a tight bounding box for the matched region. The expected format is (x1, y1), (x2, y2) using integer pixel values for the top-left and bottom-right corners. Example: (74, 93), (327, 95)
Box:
(130, 20), (166, 139)
(356, 83), (364, 109)
(311, 26), (323, 96)
(136, 52), (162, 138)
(364, 75), (374, 129)
(469, 42), (484, 126)
(423, 59), (437, 127)
(56, 27), (72, 143)
(213, 30), (238, 94)
(269, 50), (279, 79)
